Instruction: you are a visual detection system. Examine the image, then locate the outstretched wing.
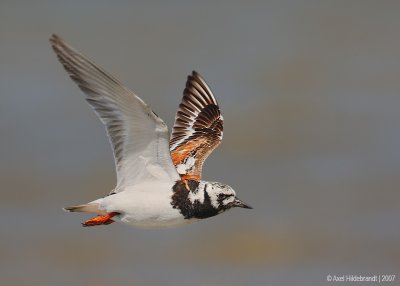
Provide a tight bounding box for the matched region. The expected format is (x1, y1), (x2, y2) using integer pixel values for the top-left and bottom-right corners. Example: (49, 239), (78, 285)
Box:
(50, 34), (180, 190)
(170, 71), (223, 181)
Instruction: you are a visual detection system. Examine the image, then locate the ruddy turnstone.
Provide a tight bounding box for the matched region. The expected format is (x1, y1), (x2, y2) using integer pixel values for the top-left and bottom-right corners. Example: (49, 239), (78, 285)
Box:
(50, 34), (252, 228)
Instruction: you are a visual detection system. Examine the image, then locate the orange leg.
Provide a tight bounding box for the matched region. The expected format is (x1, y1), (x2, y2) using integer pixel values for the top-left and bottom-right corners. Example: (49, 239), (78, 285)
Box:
(82, 212), (119, 227)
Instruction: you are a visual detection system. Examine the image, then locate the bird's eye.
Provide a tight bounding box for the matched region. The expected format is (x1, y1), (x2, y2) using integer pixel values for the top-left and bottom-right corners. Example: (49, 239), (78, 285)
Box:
(218, 193), (233, 201)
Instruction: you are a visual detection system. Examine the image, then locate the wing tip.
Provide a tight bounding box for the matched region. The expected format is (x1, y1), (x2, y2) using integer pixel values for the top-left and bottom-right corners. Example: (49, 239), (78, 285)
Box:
(49, 33), (59, 42)
(49, 34), (77, 58)
(191, 70), (200, 78)
(49, 34), (69, 58)
(188, 70), (203, 84)
(49, 33), (64, 47)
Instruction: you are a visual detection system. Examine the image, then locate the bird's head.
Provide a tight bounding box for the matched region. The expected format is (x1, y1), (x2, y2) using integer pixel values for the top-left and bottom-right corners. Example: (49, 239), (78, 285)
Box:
(206, 182), (252, 212)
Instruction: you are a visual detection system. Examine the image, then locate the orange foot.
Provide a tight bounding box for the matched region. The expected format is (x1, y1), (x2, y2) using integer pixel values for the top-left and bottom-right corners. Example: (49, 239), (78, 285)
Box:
(82, 212), (119, 227)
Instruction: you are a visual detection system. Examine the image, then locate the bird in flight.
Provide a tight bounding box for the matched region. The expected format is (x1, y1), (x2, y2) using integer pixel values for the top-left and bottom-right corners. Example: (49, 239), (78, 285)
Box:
(50, 34), (251, 228)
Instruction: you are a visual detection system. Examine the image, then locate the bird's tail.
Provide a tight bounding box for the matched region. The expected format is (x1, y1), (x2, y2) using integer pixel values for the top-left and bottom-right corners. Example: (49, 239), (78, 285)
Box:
(63, 203), (118, 227)
(63, 203), (104, 214)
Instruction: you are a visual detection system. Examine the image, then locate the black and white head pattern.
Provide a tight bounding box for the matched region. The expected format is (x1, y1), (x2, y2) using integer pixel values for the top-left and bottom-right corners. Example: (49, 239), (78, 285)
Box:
(171, 180), (250, 219)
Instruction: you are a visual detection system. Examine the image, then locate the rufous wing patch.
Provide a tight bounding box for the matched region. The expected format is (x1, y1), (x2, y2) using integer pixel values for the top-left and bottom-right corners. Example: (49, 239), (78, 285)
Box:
(171, 140), (200, 166)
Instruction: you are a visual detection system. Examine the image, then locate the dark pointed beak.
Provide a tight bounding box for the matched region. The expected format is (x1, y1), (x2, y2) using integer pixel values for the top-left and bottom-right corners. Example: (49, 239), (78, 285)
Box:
(232, 198), (253, 209)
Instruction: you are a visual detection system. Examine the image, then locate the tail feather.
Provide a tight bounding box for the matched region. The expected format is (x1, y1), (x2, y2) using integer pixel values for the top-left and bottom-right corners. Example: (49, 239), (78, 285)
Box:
(63, 203), (104, 214)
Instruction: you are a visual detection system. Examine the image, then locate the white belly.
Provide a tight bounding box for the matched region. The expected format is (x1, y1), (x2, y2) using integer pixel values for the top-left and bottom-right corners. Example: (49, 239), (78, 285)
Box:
(97, 182), (193, 229)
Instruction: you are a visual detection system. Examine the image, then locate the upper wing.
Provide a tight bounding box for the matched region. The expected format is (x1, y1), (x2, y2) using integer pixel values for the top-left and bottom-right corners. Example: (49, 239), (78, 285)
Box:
(170, 71), (223, 181)
(50, 34), (180, 190)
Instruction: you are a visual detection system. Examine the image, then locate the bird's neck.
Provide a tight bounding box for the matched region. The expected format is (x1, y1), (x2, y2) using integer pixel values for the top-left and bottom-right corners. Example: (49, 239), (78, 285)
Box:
(171, 180), (219, 219)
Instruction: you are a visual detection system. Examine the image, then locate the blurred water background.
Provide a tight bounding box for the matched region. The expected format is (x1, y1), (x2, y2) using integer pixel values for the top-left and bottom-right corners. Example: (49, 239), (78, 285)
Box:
(1, 1), (400, 285)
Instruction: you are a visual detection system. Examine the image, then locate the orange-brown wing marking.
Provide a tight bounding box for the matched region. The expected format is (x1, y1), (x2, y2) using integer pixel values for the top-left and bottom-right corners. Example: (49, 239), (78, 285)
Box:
(170, 71), (223, 181)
